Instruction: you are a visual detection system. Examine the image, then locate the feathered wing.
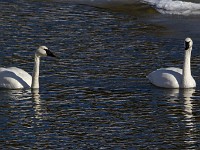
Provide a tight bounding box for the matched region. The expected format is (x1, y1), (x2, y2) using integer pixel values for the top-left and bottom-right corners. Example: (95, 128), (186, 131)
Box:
(147, 67), (183, 88)
(0, 67), (32, 89)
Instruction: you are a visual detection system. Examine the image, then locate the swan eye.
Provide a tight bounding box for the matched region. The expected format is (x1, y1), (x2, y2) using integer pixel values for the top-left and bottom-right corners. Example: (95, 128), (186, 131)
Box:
(44, 48), (48, 51)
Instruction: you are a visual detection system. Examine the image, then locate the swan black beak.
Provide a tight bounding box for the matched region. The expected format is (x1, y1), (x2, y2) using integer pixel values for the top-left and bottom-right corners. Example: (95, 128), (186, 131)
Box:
(185, 41), (190, 50)
(46, 49), (56, 57)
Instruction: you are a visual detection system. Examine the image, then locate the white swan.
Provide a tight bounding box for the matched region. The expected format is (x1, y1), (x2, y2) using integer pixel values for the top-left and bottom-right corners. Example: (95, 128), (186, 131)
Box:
(0, 46), (56, 89)
(147, 37), (196, 88)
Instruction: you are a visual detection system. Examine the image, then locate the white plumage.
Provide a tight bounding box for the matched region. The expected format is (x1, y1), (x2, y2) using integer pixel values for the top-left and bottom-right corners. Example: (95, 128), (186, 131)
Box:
(147, 37), (196, 88)
(0, 46), (56, 89)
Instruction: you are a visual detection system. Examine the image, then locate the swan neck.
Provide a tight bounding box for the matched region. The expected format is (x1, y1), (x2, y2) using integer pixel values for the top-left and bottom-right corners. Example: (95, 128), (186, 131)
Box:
(31, 54), (40, 89)
(182, 48), (192, 86)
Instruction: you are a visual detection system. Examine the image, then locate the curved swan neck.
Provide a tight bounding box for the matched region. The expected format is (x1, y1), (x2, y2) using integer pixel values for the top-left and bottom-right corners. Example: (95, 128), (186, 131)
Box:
(182, 47), (192, 87)
(31, 54), (40, 89)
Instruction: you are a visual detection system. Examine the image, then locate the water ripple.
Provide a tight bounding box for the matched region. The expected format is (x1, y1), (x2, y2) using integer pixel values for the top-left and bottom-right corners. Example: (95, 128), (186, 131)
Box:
(1, 1), (200, 149)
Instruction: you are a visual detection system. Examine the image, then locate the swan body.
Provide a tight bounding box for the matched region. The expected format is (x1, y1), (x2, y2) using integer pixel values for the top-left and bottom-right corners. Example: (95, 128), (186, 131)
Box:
(0, 46), (55, 89)
(147, 38), (196, 88)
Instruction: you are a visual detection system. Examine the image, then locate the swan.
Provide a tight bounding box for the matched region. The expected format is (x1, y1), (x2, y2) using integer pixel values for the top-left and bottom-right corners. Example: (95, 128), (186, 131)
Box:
(147, 37), (196, 88)
(0, 46), (56, 89)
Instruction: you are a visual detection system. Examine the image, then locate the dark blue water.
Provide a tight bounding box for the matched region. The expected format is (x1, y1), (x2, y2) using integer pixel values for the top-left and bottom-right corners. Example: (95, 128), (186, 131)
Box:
(1, 0), (200, 149)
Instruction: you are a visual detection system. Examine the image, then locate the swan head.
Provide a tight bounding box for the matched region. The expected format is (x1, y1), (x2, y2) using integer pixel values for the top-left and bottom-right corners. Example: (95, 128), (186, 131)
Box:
(36, 46), (56, 57)
(185, 37), (193, 50)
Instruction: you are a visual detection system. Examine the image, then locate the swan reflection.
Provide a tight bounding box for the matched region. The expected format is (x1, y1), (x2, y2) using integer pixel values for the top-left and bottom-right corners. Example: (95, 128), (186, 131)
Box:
(183, 89), (195, 121)
(3, 89), (44, 120)
(32, 89), (43, 120)
(166, 89), (195, 125)
(182, 89), (196, 146)
(165, 88), (196, 146)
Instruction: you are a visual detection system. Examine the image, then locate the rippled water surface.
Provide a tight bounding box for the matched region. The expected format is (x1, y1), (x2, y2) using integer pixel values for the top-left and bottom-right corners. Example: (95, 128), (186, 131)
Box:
(1, 0), (200, 149)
